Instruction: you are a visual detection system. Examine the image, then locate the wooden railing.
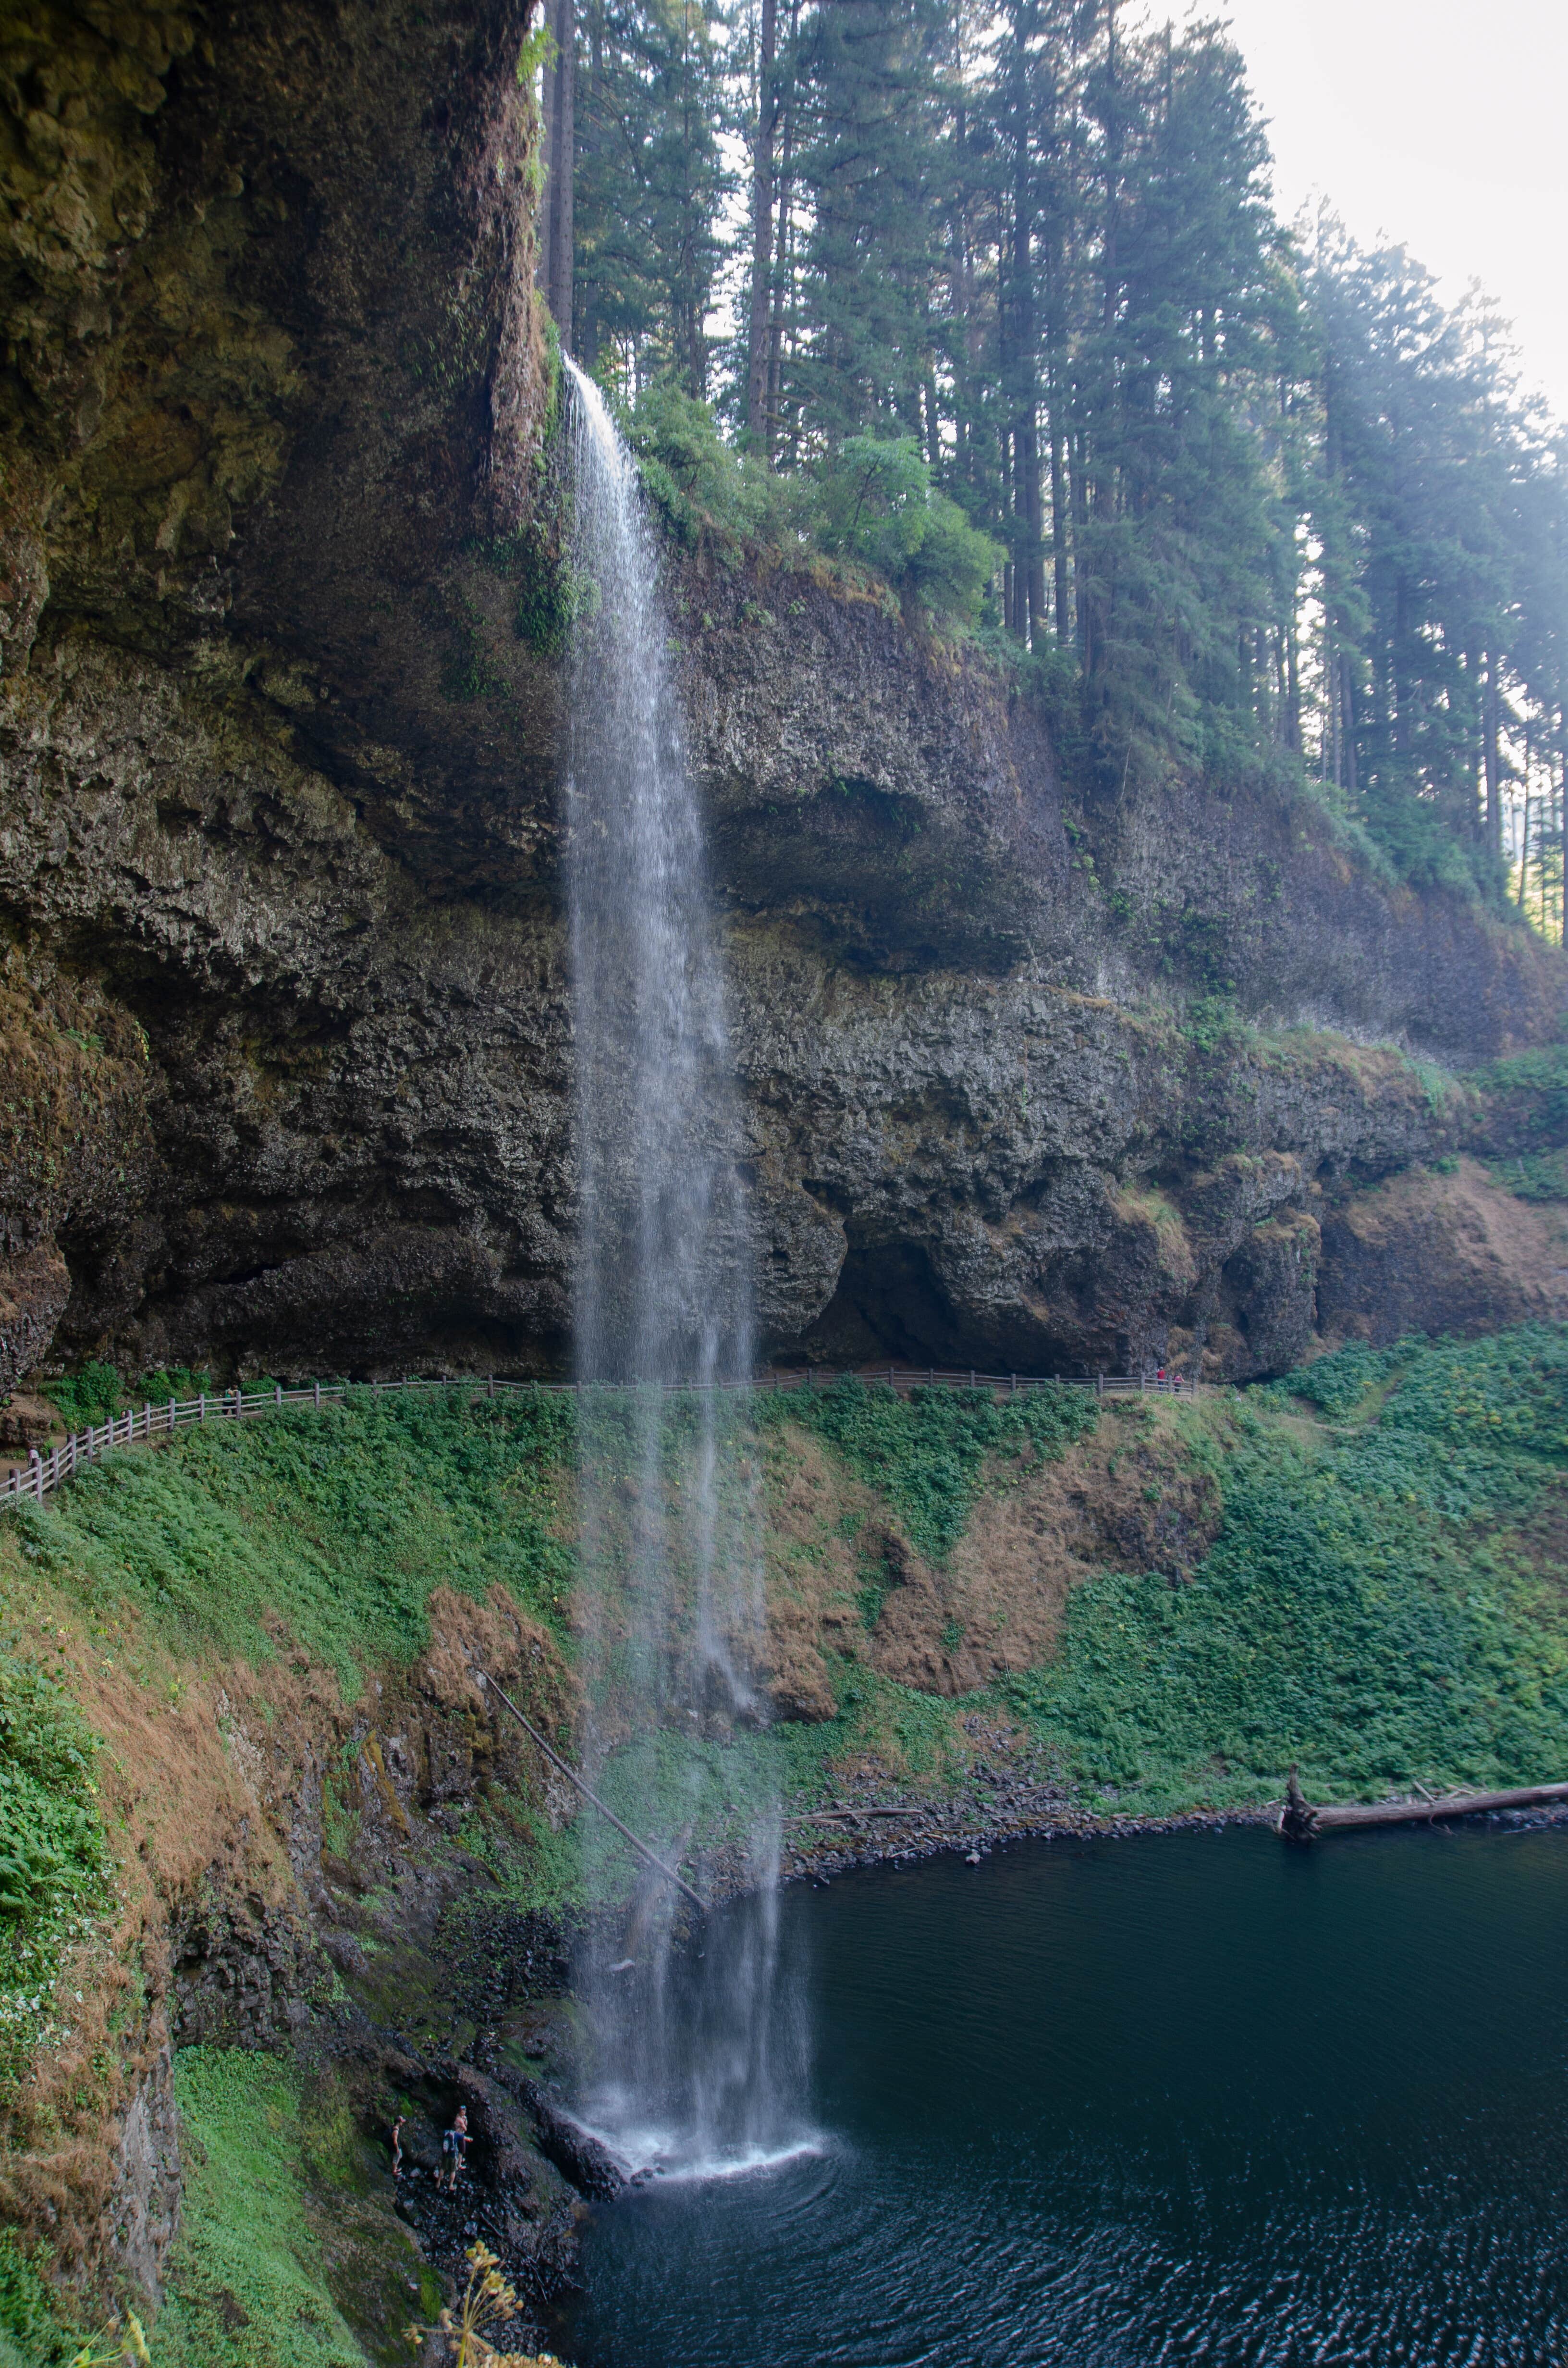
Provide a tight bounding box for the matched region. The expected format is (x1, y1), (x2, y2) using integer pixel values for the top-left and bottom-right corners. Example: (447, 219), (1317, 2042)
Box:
(0, 1365), (1199, 1512)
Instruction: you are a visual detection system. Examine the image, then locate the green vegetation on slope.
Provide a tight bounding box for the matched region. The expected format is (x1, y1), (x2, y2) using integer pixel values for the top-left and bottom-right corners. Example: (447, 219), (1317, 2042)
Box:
(0, 1652), (107, 2097)
(155, 2050), (363, 2368)
(6, 1389), (577, 1690)
(0, 2232), (75, 2367)
(1005, 1327), (1568, 1813)
(549, 1332), (1568, 1839)
(760, 1378), (1098, 1563)
(9, 1336), (1568, 1909)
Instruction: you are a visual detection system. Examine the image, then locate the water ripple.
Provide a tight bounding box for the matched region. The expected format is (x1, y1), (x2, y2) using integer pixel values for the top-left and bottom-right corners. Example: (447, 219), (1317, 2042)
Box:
(555, 1825), (1568, 2367)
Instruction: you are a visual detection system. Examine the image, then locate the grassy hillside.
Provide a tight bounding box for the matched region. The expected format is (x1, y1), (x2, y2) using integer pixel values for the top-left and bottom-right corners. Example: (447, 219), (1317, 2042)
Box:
(2, 1335), (1567, 2360)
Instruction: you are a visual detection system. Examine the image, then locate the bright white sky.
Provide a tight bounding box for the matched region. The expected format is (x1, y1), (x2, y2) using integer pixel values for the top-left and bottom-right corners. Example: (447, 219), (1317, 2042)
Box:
(1192, 0), (1568, 422)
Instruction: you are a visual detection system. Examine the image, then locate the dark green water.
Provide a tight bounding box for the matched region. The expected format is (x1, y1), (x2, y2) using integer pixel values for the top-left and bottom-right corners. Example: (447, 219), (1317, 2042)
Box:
(554, 1823), (1568, 2366)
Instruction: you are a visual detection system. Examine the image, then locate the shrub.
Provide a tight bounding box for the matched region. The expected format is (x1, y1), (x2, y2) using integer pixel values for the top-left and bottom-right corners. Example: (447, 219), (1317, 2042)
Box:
(810, 435), (1002, 624)
(1262, 1340), (1400, 1419)
(625, 380), (803, 550)
(43, 1364), (122, 1430)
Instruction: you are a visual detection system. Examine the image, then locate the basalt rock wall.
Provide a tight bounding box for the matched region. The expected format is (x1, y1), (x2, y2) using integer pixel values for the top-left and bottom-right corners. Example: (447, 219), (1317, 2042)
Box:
(1, 1), (1564, 1392)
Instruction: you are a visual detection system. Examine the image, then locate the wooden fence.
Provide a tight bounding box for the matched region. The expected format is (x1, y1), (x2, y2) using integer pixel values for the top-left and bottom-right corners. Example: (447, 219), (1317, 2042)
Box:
(0, 1365), (1200, 1512)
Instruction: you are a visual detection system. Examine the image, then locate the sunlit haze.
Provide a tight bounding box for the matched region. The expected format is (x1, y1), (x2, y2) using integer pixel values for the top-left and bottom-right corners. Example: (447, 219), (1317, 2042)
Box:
(1205, 0), (1568, 420)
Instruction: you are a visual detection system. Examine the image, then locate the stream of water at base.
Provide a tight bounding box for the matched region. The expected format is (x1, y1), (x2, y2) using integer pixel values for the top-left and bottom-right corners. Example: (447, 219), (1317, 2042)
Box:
(552, 1821), (1568, 2366)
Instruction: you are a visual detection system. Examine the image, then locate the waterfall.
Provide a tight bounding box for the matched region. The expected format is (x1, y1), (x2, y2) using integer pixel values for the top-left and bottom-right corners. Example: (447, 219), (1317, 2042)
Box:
(560, 357), (806, 2176)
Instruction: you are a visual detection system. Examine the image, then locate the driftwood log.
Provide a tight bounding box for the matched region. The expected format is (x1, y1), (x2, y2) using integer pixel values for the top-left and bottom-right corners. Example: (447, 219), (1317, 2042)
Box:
(783, 1806), (923, 1827)
(1280, 1764), (1568, 1843)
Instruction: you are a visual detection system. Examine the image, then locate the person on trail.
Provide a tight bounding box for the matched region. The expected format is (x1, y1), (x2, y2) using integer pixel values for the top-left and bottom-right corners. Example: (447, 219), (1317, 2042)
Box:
(391, 2114), (405, 2183)
(443, 2107), (470, 2192)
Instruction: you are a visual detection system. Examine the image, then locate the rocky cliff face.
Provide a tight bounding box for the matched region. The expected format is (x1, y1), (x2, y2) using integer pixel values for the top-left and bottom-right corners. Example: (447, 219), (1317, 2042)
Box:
(1, 1566), (588, 2342)
(2, 1), (1564, 1394)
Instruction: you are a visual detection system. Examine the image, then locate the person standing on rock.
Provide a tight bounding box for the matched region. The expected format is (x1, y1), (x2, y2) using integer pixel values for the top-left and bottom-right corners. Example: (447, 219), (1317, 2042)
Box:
(443, 2105), (471, 2192)
(391, 2113), (405, 2183)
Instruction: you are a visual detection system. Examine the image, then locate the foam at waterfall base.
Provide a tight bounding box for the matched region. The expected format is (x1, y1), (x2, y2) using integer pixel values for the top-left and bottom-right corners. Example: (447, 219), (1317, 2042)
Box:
(579, 2110), (827, 2187)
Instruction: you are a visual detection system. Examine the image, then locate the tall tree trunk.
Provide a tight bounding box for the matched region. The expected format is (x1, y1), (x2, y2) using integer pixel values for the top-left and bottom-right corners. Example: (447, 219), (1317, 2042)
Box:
(746, 0), (777, 445)
(766, 0), (799, 452)
(1049, 409), (1069, 642)
(576, 0), (602, 367)
(1085, 0), (1120, 684)
(1484, 650), (1502, 860)
(545, 0), (576, 348)
(1008, 13), (1043, 644)
(1071, 427), (1090, 667)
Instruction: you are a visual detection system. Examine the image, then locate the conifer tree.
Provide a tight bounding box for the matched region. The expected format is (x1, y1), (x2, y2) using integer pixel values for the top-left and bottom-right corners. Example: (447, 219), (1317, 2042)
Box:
(552, 0), (1567, 929)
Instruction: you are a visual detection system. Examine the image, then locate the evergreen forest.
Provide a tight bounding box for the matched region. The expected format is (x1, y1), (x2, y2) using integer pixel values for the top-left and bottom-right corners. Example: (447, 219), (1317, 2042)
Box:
(537, 0), (1567, 930)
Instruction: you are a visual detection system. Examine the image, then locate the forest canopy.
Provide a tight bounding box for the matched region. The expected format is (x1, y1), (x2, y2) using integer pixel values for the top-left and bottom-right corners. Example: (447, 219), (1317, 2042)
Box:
(535, 0), (1567, 932)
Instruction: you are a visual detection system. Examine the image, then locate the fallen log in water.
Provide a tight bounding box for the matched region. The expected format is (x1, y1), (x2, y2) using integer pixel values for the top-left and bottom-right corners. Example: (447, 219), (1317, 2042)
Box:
(1280, 1764), (1568, 1843)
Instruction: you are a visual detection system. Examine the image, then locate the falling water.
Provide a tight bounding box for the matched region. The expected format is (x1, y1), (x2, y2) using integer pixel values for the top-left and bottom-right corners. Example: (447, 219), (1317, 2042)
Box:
(560, 357), (806, 2176)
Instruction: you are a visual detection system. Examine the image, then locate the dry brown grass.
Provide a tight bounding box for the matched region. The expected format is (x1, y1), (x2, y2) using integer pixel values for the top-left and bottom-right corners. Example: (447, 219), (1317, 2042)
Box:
(761, 1428), (884, 1721)
(871, 1409), (1219, 1695)
(758, 1405), (1220, 1709)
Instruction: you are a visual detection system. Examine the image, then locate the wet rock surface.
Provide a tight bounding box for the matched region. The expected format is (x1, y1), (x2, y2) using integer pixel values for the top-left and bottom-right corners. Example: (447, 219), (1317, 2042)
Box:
(104, 2046), (183, 2310)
